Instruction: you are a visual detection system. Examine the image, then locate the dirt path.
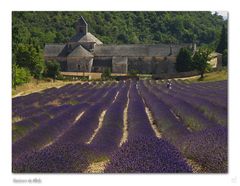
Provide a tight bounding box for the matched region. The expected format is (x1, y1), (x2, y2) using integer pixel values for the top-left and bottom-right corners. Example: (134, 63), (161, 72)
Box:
(86, 110), (107, 144)
(119, 90), (130, 147)
(186, 159), (206, 173)
(40, 111), (85, 150)
(144, 106), (162, 138)
(84, 159), (110, 173)
(137, 82), (162, 138)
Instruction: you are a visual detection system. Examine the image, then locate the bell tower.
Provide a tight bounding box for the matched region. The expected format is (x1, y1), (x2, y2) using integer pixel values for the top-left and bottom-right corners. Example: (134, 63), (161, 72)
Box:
(76, 16), (88, 35)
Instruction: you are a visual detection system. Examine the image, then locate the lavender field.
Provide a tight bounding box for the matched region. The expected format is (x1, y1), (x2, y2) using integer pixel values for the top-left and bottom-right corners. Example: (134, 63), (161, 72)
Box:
(12, 79), (228, 173)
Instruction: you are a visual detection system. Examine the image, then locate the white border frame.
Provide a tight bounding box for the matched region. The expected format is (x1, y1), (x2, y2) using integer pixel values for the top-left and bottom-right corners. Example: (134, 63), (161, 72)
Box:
(1, 1), (240, 186)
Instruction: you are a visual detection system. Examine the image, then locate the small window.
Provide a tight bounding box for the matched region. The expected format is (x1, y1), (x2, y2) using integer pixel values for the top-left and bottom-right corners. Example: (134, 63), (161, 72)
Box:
(77, 64), (81, 71)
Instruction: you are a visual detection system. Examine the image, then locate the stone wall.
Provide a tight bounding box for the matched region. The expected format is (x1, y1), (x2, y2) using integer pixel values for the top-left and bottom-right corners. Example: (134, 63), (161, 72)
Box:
(208, 53), (223, 69)
(67, 57), (93, 72)
(92, 57), (112, 72)
(128, 59), (153, 74)
(112, 56), (128, 74)
(128, 56), (177, 74)
(46, 55), (178, 75)
(155, 57), (177, 74)
(152, 70), (199, 79)
(91, 56), (177, 74)
(209, 57), (218, 68)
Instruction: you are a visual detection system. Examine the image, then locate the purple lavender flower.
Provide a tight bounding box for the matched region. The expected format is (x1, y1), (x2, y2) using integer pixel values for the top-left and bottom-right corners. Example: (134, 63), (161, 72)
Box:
(105, 136), (192, 173)
(90, 82), (129, 154)
(13, 143), (95, 173)
(179, 126), (228, 173)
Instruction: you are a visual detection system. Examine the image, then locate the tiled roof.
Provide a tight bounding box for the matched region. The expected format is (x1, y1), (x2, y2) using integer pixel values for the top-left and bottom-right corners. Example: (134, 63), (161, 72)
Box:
(69, 32), (103, 44)
(94, 44), (191, 57)
(68, 45), (93, 58)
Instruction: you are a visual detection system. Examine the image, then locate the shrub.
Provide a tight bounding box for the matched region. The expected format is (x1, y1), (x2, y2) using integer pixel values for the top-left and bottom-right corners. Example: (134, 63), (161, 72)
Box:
(101, 68), (111, 80)
(45, 61), (60, 80)
(12, 64), (31, 88)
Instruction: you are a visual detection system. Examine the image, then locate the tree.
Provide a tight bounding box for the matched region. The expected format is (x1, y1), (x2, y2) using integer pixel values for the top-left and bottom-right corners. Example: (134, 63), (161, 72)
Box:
(12, 63), (31, 88)
(33, 62), (45, 82)
(117, 33), (128, 43)
(15, 44), (45, 79)
(12, 20), (31, 51)
(193, 47), (212, 79)
(222, 49), (228, 66)
(176, 47), (194, 72)
(13, 12), (226, 51)
(101, 68), (111, 80)
(216, 24), (227, 54)
(45, 61), (60, 80)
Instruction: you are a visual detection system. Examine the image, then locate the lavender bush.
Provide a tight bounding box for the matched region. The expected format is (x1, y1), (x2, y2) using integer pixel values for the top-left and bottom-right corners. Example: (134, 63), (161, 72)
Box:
(13, 143), (95, 173)
(105, 136), (192, 173)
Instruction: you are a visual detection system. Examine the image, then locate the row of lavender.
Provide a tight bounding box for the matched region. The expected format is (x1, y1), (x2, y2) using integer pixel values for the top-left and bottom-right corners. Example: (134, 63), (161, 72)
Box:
(13, 81), (126, 172)
(12, 79), (227, 173)
(13, 82), (107, 118)
(105, 81), (192, 173)
(140, 80), (227, 172)
(12, 82), (113, 142)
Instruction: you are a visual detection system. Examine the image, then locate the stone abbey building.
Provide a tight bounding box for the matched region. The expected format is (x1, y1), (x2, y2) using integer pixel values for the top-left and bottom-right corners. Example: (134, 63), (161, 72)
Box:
(44, 16), (220, 74)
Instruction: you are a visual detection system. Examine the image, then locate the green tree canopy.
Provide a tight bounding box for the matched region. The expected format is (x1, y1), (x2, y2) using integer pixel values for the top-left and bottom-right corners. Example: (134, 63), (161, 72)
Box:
(222, 49), (228, 66)
(45, 61), (60, 80)
(12, 11), (227, 47)
(216, 24), (227, 54)
(193, 47), (213, 78)
(15, 44), (45, 79)
(12, 64), (31, 88)
(176, 47), (194, 72)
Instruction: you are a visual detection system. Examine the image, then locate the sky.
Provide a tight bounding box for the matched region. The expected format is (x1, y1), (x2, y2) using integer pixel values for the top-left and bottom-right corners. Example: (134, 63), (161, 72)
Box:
(213, 11), (228, 20)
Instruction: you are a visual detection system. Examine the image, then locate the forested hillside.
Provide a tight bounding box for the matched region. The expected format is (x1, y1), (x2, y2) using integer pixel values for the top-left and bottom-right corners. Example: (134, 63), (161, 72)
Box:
(12, 11), (227, 88)
(12, 11), (227, 49)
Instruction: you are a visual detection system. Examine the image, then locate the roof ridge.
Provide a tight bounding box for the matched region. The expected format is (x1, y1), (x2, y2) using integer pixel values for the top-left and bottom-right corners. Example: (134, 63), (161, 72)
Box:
(68, 45), (93, 57)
